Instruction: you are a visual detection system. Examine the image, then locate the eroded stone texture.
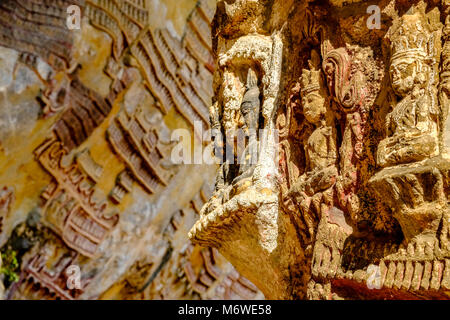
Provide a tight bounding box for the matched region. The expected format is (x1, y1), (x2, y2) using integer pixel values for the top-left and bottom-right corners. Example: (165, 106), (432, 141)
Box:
(189, 0), (450, 300)
(0, 0), (262, 300)
(2, 0), (450, 301)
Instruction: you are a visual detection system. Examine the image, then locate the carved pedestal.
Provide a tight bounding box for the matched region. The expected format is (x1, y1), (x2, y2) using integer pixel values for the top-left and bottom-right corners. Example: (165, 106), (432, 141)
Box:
(369, 157), (449, 244)
(190, 0), (450, 300)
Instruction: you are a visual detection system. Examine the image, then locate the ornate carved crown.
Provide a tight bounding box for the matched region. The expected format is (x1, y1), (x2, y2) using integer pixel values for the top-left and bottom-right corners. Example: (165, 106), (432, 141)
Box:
(300, 69), (321, 94)
(390, 11), (434, 62)
(301, 50), (322, 94)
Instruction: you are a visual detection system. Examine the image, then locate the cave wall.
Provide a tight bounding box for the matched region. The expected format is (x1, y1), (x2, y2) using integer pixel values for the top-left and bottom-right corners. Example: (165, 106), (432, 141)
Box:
(189, 0), (450, 300)
(0, 0), (262, 300)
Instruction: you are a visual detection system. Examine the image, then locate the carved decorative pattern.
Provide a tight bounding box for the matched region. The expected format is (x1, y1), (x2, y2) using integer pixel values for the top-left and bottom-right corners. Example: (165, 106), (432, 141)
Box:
(109, 170), (134, 204)
(11, 243), (92, 300)
(87, 0), (213, 129)
(107, 106), (173, 194)
(0, 0), (82, 71)
(190, 0), (450, 300)
(34, 138), (118, 258)
(322, 48), (368, 113)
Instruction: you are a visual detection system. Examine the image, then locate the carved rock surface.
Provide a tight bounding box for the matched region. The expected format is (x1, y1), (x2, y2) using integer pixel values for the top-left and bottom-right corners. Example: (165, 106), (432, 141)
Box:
(1, 0), (450, 301)
(189, 0), (450, 300)
(0, 0), (262, 300)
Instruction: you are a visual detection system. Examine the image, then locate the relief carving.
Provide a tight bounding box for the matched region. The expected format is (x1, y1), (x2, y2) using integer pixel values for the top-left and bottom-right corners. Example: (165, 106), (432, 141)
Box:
(35, 138), (118, 258)
(377, 9), (442, 168)
(0, 0), (247, 302)
(1, 0), (450, 301)
(10, 242), (92, 300)
(0, 187), (14, 235)
(369, 6), (447, 247)
(321, 42), (376, 229)
(189, 11), (308, 297)
(441, 13), (450, 157)
(107, 104), (175, 195)
(288, 50), (338, 239)
(190, 0), (450, 300)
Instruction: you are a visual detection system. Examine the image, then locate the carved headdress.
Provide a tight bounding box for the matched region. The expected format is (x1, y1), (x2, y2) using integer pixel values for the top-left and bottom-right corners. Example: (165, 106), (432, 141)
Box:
(390, 10), (436, 63)
(301, 50), (322, 95)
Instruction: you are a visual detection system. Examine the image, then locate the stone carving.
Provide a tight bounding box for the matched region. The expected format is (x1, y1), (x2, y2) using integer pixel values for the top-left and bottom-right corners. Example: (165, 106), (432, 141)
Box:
(86, 0), (148, 59)
(0, 253), (3, 299)
(168, 186), (262, 300)
(288, 50), (338, 239)
(441, 13), (450, 157)
(368, 7), (446, 253)
(76, 149), (104, 183)
(109, 170), (134, 204)
(107, 104), (174, 194)
(189, 16), (305, 297)
(213, 67), (263, 203)
(0, 0), (81, 71)
(123, 1), (213, 129)
(190, 0), (450, 300)
(10, 242), (92, 300)
(135, 243), (263, 300)
(377, 9), (442, 168)
(180, 246), (261, 299)
(35, 138), (118, 258)
(322, 47), (368, 113)
(321, 43), (373, 228)
(3, 0), (450, 302)
(100, 182), (262, 300)
(51, 77), (116, 151)
(233, 68), (261, 186)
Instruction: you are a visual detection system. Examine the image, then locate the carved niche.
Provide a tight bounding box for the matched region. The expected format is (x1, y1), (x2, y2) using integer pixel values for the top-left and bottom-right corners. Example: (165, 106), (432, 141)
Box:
(190, 0), (450, 300)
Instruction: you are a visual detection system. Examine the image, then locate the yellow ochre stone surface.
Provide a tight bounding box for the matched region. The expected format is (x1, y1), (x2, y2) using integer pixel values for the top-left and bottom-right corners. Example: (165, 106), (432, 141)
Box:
(0, 0), (262, 300)
(189, 0), (450, 300)
(0, 0), (450, 301)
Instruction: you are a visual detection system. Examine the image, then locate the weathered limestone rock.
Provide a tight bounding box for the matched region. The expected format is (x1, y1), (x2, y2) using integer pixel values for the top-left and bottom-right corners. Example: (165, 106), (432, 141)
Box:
(0, 0), (261, 300)
(189, 0), (450, 300)
(189, 28), (307, 299)
(1, 0), (449, 301)
(442, 10), (450, 158)
(377, 9), (441, 168)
